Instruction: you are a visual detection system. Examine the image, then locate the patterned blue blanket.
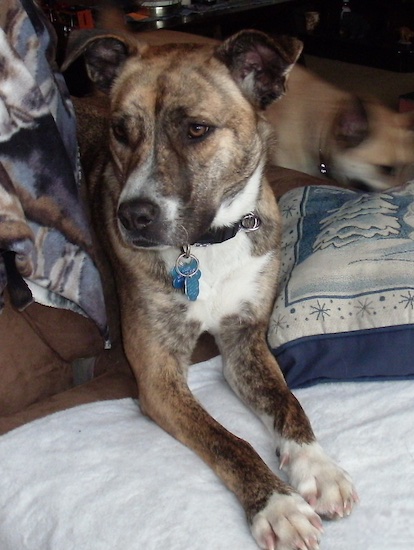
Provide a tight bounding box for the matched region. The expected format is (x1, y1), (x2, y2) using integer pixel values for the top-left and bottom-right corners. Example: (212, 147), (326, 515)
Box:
(0, 0), (107, 339)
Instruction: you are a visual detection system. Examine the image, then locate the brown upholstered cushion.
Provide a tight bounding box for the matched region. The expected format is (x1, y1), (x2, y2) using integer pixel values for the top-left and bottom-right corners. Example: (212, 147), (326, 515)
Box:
(0, 291), (104, 416)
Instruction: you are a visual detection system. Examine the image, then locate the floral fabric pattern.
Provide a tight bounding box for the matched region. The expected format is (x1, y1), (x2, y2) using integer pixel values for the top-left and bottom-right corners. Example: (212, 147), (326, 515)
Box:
(0, 0), (107, 338)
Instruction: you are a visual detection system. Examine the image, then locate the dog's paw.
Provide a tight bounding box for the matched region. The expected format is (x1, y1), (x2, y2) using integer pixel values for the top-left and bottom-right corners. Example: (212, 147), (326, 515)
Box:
(279, 441), (359, 520)
(251, 492), (323, 550)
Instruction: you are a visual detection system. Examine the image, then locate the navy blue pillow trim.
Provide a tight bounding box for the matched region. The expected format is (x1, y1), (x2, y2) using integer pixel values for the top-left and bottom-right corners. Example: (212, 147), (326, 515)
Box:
(272, 324), (414, 388)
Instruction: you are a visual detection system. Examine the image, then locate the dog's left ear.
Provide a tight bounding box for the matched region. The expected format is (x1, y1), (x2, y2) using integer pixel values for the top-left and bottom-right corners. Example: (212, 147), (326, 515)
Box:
(215, 30), (303, 109)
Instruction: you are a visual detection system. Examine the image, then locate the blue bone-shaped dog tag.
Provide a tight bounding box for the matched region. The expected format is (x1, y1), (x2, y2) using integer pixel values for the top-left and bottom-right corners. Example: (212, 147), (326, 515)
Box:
(184, 270), (201, 301)
(171, 255), (201, 301)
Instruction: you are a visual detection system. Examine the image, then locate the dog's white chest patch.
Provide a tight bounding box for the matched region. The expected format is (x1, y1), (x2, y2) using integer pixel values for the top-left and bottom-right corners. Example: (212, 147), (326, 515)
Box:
(165, 235), (273, 333)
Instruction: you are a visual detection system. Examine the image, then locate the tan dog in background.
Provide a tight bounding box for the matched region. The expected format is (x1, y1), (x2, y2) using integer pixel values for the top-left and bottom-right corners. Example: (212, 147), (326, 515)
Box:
(64, 27), (358, 550)
(266, 63), (414, 191)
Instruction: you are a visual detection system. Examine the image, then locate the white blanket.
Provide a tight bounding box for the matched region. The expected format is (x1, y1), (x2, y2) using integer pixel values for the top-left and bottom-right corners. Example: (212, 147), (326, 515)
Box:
(0, 356), (413, 550)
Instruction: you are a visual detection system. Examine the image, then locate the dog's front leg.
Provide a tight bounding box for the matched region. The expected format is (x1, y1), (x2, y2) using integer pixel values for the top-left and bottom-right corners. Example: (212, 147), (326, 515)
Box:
(124, 326), (322, 550)
(218, 319), (359, 544)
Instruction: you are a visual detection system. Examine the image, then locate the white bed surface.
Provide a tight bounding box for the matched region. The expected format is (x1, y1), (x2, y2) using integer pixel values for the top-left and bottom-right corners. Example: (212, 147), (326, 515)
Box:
(0, 356), (413, 550)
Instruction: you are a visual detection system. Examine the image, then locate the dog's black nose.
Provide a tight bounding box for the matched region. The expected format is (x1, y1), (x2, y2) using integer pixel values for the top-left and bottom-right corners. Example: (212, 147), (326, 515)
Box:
(118, 199), (159, 231)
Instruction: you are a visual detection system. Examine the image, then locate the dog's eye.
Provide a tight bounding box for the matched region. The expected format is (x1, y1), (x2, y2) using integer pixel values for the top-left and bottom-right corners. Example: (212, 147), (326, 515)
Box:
(378, 165), (396, 177)
(111, 120), (129, 145)
(187, 123), (211, 140)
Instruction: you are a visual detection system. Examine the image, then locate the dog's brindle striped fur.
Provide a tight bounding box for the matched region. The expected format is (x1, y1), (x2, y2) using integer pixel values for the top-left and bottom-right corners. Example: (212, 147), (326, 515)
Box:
(64, 30), (358, 549)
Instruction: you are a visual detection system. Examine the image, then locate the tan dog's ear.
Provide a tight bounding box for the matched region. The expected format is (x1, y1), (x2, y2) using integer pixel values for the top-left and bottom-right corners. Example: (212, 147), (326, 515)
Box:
(333, 97), (370, 149)
(215, 30), (303, 109)
(61, 30), (140, 93)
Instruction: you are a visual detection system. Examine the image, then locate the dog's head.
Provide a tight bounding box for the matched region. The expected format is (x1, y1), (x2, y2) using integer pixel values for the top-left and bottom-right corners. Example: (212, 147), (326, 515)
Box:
(64, 29), (302, 249)
(330, 97), (414, 191)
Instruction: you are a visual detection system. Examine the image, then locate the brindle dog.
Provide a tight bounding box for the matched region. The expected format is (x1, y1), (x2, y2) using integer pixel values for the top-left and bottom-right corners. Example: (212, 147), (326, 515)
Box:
(64, 29), (358, 550)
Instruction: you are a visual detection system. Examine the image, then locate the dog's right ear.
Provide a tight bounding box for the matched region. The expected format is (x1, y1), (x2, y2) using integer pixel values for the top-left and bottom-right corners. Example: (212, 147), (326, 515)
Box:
(61, 30), (139, 93)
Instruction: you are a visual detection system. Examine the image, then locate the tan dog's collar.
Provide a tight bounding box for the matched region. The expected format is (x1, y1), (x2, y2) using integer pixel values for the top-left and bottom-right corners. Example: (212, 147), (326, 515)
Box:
(319, 146), (330, 178)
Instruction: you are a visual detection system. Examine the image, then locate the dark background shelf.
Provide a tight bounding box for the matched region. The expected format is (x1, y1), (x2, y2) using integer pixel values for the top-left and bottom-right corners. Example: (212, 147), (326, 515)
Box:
(299, 0), (414, 72)
(46, 0), (414, 72)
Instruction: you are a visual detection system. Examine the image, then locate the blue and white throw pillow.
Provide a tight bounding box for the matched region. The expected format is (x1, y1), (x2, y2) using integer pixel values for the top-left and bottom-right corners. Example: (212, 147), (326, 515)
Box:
(269, 182), (414, 387)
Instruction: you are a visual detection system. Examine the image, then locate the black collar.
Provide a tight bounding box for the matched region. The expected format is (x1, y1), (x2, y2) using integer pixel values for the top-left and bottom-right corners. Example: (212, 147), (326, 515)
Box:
(193, 212), (261, 247)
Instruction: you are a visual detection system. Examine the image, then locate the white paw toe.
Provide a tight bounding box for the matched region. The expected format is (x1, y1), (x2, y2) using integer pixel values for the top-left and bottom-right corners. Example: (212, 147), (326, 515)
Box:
(280, 441), (359, 520)
(251, 492), (323, 550)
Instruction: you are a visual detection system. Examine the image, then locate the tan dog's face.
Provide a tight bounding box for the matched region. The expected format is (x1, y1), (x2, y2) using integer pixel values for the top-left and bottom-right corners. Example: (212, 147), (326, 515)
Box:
(66, 32), (302, 249)
(332, 99), (414, 191)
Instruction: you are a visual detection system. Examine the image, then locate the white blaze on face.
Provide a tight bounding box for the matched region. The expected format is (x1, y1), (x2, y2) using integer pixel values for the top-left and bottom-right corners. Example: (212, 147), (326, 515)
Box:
(119, 158), (182, 226)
